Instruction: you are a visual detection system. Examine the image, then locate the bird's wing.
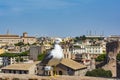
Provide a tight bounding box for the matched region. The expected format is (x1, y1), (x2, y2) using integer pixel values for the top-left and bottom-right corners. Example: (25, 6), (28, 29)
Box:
(41, 51), (53, 65)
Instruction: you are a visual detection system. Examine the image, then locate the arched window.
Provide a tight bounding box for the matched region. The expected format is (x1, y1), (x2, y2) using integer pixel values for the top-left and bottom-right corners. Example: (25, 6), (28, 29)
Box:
(59, 71), (62, 75)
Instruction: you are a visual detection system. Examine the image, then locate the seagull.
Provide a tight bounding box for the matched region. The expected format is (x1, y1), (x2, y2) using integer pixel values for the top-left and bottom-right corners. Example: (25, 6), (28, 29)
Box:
(41, 38), (64, 76)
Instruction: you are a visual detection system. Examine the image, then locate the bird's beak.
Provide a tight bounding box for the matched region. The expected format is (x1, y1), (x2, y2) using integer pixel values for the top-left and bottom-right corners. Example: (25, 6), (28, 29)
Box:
(60, 40), (63, 44)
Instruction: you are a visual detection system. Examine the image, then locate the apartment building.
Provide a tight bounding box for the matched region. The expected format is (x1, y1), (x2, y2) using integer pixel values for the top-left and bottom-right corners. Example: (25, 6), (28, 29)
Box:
(21, 32), (37, 44)
(72, 44), (105, 54)
(0, 34), (21, 46)
(62, 45), (72, 59)
(85, 45), (104, 54)
(0, 55), (29, 68)
(72, 37), (106, 61)
(107, 35), (120, 41)
(0, 32), (37, 46)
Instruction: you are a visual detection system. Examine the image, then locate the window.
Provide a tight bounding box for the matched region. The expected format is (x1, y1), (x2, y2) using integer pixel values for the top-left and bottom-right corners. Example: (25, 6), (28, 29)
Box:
(67, 69), (73, 75)
(59, 71), (63, 75)
(3, 71), (5, 73)
(35, 69), (37, 74)
(13, 70), (16, 74)
(24, 71), (27, 74)
(96, 50), (97, 52)
(19, 70), (22, 74)
(9, 70), (11, 73)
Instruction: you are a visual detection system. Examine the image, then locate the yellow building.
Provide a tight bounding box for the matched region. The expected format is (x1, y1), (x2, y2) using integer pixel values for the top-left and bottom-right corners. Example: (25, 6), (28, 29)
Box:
(21, 32), (37, 44)
(0, 34), (21, 45)
(0, 32), (37, 45)
(0, 49), (5, 54)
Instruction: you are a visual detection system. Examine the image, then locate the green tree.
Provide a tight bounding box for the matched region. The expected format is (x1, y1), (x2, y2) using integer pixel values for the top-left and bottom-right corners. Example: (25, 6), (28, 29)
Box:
(16, 57), (20, 62)
(0, 53), (18, 57)
(24, 43), (30, 46)
(80, 35), (86, 41)
(18, 51), (29, 56)
(117, 53), (120, 61)
(20, 58), (24, 62)
(75, 37), (80, 40)
(0, 51), (29, 58)
(106, 70), (112, 77)
(74, 37), (80, 42)
(16, 57), (24, 62)
(95, 54), (106, 62)
(38, 53), (46, 61)
(15, 42), (24, 46)
(85, 68), (112, 77)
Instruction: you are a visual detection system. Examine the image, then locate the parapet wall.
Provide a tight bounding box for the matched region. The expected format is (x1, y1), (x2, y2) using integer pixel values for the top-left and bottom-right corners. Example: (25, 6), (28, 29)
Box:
(0, 73), (113, 80)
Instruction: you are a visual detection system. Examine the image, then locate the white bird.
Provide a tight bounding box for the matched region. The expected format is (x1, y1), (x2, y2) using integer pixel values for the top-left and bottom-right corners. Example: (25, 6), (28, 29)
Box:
(41, 38), (64, 75)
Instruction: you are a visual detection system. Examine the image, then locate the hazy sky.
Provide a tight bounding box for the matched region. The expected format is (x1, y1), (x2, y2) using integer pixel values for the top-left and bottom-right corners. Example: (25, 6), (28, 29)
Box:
(0, 0), (120, 37)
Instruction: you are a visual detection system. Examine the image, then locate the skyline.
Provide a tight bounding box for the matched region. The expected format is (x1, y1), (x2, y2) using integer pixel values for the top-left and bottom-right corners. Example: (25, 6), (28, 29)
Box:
(0, 0), (120, 37)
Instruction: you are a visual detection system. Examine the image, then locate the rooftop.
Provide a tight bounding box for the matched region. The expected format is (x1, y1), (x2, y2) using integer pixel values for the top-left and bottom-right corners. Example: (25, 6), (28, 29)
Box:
(0, 35), (19, 37)
(60, 59), (87, 70)
(21, 36), (36, 38)
(1, 61), (40, 70)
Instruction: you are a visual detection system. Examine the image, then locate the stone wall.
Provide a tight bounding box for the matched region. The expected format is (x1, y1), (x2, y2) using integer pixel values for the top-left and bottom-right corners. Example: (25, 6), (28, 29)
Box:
(103, 41), (120, 77)
(0, 73), (113, 80)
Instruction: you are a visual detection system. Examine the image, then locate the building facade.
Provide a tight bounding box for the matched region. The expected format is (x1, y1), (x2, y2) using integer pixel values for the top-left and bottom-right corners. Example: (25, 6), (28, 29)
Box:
(29, 46), (42, 61)
(1, 61), (39, 75)
(39, 59), (87, 76)
(21, 32), (37, 44)
(0, 34), (21, 46)
(0, 32), (37, 46)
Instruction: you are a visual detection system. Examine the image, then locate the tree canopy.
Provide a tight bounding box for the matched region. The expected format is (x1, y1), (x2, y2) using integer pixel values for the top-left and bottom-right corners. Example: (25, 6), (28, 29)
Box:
(0, 52), (18, 57)
(85, 68), (112, 77)
(74, 35), (86, 42)
(15, 42), (24, 46)
(18, 51), (29, 56)
(38, 53), (46, 61)
(117, 53), (120, 61)
(0, 51), (29, 57)
(95, 54), (106, 62)
(80, 35), (86, 41)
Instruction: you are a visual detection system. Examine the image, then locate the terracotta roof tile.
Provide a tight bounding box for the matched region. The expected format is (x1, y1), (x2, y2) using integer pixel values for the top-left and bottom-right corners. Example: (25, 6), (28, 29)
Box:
(60, 59), (87, 70)
(0, 35), (19, 37)
(1, 61), (40, 70)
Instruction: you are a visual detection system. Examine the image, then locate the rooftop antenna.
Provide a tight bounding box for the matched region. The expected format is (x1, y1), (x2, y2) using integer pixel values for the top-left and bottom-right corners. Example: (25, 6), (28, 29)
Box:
(102, 31), (104, 36)
(7, 29), (10, 35)
(89, 30), (92, 36)
(86, 30), (88, 36)
(95, 31), (96, 35)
